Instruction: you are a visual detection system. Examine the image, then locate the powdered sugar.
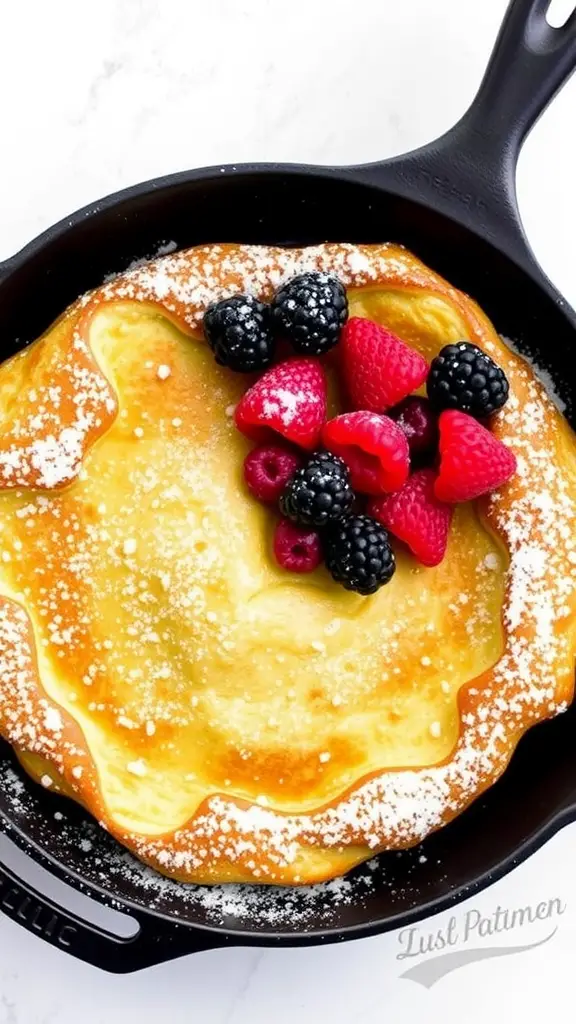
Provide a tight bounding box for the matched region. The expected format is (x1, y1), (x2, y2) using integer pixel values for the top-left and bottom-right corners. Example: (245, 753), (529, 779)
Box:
(501, 335), (568, 413)
(0, 331), (116, 490)
(43, 707), (63, 733)
(102, 240), (178, 284)
(263, 388), (311, 426)
(100, 242), (414, 332)
(0, 758), (410, 930)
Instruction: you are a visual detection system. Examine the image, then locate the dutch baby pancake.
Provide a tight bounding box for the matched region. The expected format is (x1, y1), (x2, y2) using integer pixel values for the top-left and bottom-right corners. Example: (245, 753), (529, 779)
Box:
(0, 241), (575, 885)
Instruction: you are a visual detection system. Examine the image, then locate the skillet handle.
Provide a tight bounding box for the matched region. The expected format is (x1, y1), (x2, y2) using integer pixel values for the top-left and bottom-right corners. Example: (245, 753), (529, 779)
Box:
(0, 258), (14, 284)
(354, 0), (576, 269)
(0, 858), (222, 972)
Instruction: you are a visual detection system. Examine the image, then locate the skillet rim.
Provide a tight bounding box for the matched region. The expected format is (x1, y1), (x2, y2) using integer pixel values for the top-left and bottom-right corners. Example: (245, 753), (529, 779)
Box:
(0, 160), (576, 952)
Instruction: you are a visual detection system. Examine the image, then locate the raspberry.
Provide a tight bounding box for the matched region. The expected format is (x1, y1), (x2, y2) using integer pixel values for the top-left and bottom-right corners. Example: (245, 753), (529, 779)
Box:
(369, 469), (453, 567)
(243, 445), (302, 503)
(341, 318), (429, 413)
(271, 272), (348, 355)
(434, 410), (517, 503)
(203, 294), (275, 372)
(321, 411), (409, 495)
(234, 357), (327, 450)
(324, 514), (396, 595)
(280, 452), (353, 527)
(273, 519), (322, 573)
(427, 342), (509, 418)
(390, 396), (438, 457)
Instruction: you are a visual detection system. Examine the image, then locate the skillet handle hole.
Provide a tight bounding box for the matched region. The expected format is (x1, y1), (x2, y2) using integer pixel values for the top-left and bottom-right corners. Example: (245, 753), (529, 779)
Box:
(546, 0), (576, 29)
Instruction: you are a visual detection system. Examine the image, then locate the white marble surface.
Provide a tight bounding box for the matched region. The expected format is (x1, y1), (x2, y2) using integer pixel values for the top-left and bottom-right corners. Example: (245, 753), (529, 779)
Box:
(1, 0), (576, 1020)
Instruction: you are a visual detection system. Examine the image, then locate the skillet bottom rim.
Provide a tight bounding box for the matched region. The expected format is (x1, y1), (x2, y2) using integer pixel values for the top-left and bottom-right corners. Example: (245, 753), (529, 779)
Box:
(0, 171), (575, 950)
(1, 795), (575, 946)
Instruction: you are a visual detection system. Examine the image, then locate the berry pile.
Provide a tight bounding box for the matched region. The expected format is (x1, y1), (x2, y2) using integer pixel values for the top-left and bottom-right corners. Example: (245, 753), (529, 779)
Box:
(203, 273), (517, 594)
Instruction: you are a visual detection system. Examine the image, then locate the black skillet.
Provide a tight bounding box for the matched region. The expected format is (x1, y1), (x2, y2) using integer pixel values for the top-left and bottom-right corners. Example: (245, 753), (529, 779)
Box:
(1, 0), (576, 973)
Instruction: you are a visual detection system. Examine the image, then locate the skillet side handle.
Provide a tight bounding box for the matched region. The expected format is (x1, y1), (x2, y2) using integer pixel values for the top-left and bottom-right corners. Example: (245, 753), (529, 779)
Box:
(0, 859), (221, 972)
(354, 0), (576, 269)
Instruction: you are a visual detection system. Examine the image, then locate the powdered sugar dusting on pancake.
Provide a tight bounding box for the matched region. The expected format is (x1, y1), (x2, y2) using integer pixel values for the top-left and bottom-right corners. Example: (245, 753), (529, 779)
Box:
(0, 242), (574, 884)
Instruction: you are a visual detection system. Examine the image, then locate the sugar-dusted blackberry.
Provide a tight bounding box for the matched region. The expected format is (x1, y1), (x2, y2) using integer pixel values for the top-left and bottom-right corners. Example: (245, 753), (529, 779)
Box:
(204, 294), (275, 373)
(427, 342), (509, 418)
(280, 452), (353, 527)
(271, 272), (348, 355)
(324, 514), (396, 595)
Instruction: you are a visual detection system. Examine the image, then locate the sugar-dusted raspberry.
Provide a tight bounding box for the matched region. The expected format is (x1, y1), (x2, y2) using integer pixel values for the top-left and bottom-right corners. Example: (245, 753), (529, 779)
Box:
(273, 519), (323, 573)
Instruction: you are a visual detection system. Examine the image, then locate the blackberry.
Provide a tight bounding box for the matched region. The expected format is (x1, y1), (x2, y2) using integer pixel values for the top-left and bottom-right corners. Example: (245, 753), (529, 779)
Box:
(204, 294), (275, 373)
(324, 514), (396, 595)
(280, 452), (353, 527)
(390, 396), (438, 457)
(427, 342), (509, 418)
(271, 272), (348, 355)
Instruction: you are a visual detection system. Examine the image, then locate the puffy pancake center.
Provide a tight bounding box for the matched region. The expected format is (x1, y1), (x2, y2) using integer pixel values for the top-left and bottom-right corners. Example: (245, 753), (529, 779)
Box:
(0, 298), (506, 834)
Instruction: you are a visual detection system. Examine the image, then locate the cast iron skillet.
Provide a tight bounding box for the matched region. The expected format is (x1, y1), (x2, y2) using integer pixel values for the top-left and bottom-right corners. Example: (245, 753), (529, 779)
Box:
(1, 0), (576, 973)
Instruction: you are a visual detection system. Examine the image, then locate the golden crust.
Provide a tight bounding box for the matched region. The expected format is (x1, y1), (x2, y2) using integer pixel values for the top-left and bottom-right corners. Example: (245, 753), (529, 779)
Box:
(0, 242), (575, 885)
